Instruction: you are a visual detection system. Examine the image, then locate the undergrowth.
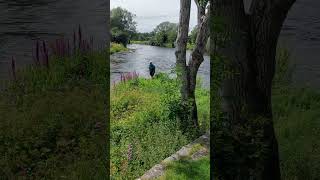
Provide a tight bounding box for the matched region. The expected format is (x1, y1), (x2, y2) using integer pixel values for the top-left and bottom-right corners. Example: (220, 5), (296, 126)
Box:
(273, 49), (320, 180)
(110, 43), (128, 54)
(0, 51), (108, 179)
(110, 73), (209, 179)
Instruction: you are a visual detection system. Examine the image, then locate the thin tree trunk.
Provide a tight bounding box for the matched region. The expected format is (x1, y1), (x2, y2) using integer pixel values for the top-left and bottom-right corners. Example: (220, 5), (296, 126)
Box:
(176, 0), (209, 129)
(176, 0), (199, 130)
(211, 0), (295, 179)
(188, 8), (210, 127)
(176, 0), (192, 102)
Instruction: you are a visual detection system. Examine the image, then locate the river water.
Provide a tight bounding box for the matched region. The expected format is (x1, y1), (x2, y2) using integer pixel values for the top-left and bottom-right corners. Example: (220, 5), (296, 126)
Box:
(111, 44), (210, 88)
(0, 0), (108, 81)
(279, 0), (320, 88)
(1, 0), (319, 88)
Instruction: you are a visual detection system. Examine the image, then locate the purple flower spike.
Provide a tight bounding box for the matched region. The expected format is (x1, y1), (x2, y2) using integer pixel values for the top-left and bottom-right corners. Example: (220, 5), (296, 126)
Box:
(11, 56), (16, 80)
(67, 39), (70, 57)
(43, 41), (49, 69)
(73, 30), (76, 54)
(36, 41), (40, 66)
(78, 25), (82, 50)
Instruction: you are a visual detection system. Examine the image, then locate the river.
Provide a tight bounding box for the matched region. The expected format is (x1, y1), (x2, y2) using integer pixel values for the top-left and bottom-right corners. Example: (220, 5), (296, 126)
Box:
(111, 44), (210, 88)
(0, 0), (108, 81)
(279, 0), (320, 88)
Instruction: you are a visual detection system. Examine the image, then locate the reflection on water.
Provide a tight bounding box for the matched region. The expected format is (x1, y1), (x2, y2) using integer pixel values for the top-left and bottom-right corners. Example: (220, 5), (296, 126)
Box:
(0, 0), (108, 80)
(111, 44), (210, 88)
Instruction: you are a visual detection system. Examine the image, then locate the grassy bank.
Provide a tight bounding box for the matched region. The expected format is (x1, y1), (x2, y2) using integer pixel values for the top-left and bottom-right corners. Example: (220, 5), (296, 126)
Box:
(159, 156), (210, 180)
(111, 73), (209, 179)
(110, 43), (128, 54)
(130, 40), (149, 45)
(0, 50), (108, 178)
(273, 86), (320, 180)
(272, 49), (320, 179)
(131, 40), (195, 50)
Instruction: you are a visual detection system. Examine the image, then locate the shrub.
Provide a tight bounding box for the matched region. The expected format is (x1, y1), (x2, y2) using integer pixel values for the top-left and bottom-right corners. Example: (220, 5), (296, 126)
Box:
(110, 43), (128, 54)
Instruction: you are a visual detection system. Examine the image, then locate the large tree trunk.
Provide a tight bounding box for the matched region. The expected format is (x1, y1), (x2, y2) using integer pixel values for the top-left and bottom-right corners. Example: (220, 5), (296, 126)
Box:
(176, 0), (209, 130)
(211, 0), (295, 179)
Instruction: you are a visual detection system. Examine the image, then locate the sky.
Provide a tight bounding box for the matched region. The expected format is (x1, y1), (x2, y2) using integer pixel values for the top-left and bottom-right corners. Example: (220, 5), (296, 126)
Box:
(110, 0), (198, 33)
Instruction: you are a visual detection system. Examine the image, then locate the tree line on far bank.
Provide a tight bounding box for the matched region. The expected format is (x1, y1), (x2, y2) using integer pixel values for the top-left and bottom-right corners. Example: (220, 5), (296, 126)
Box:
(111, 7), (201, 49)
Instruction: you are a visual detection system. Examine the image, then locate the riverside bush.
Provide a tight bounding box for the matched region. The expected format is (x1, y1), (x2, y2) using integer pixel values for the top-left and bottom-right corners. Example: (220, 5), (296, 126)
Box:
(110, 43), (128, 54)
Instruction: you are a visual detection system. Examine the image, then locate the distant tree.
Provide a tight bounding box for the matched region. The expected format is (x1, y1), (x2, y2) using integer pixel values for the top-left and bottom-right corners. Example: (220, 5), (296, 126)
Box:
(111, 28), (129, 46)
(111, 7), (137, 47)
(131, 32), (154, 41)
(152, 22), (178, 46)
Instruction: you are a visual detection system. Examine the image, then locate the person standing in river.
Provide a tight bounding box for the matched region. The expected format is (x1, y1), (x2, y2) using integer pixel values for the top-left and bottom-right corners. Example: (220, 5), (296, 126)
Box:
(149, 62), (155, 78)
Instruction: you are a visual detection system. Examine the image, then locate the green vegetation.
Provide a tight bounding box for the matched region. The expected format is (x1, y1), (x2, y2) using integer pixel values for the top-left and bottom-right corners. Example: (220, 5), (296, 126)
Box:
(187, 43), (196, 51)
(131, 22), (178, 48)
(149, 22), (177, 47)
(111, 7), (202, 51)
(158, 156), (210, 180)
(111, 7), (137, 47)
(131, 40), (195, 50)
(110, 73), (209, 179)
(130, 40), (149, 45)
(0, 51), (108, 178)
(272, 49), (320, 180)
(110, 43), (128, 54)
(131, 22), (198, 50)
(273, 85), (320, 180)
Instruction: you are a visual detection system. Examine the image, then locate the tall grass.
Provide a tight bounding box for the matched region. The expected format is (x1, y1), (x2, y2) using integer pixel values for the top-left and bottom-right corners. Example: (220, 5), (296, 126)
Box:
(110, 73), (209, 179)
(158, 156), (210, 180)
(273, 48), (320, 180)
(0, 27), (108, 179)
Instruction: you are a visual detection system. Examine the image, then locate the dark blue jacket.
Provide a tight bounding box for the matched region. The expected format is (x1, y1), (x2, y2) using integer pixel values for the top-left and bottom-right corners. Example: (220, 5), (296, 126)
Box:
(149, 63), (155, 72)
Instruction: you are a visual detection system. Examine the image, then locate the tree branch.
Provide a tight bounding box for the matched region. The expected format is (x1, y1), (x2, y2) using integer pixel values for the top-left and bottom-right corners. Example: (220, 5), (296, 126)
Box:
(189, 4), (210, 68)
(188, 4), (210, 91)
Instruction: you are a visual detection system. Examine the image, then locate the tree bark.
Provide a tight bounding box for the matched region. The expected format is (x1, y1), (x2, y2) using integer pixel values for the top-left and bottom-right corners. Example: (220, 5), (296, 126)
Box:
(188, 7), (210, 128)
(195, 0), (207, 25)
(175, 0), (192, 101)
(211, 0), (295, 179)
(176, 0), (210, 129)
